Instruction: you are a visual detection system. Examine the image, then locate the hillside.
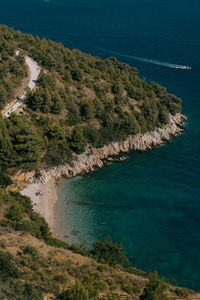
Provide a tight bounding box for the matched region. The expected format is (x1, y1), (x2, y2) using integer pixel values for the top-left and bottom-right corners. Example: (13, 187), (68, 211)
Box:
(0, 187), (198, 300)
(0, 25), (193, 299)
(0, 24), (182, 173)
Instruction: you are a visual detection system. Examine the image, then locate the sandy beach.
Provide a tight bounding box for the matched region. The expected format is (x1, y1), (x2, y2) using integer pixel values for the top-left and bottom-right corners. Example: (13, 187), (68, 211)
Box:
(21, 178), (64, 240)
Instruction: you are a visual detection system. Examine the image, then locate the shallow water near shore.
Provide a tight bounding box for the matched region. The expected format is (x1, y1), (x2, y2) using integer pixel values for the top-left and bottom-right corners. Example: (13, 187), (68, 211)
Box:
(1, 0), (200, 291)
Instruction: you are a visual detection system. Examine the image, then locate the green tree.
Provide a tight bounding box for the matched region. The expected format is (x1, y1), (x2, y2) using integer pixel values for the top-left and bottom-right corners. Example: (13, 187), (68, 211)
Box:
(70, 125), (86, 154)
(5, 201), (24, 222)
(0, 172), (13, 188)
(0, 250), (19, 281)
(91, 237), (129, 266)
(140, 272), (170, 300)
(71, 69), (83, 81)
(42, 88), (52, 113)
(0, 86), (7, 108)
(6, 115), (43, 170)
(51, 91), (63, 114)
(0, 117), (13, 169)
(80, 99), (95, 120)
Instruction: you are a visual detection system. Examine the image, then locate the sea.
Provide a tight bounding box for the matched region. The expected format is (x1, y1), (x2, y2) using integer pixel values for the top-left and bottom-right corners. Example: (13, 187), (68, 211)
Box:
(1, 0), (200, 291)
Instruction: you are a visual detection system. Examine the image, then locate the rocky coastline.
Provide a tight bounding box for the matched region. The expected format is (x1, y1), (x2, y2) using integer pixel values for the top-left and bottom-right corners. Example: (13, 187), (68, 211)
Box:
(15, 113), (186, 187)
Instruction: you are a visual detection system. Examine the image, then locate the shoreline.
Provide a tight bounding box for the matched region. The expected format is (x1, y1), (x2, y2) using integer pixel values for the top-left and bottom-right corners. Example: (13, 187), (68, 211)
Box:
(20, 113), (186, 239)
(21, 178), (64, 238)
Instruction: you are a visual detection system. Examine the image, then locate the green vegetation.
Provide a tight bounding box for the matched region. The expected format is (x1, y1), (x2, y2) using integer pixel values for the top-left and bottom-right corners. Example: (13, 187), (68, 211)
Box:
(140, 272), (170, 300)
(58, 281), (98, 300)
(0, 188), (195, 299)
(0, 24), (182, 173)
(0, 25), (191, 299)
(0, 37), (27, 110)
(0, 188), (68, 249)
(0, 250), (19, 281)
(91, 237), (129, 266)
(0, 171), (13, 188)
(0, 114), (43, 171)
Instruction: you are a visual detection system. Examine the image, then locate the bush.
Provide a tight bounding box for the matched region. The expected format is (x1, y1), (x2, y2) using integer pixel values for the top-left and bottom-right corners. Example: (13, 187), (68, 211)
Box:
(123, 285), (141, 295)
(97, 264), (107, 272)
(54, 273), (68, 283)
(22, 283), (43, 300)
(23, 245), (38, 257)
(9, 191), (32, 213)
(69, 243), (90, 257)
(126, 267), (147, 278)
(174, 287), (190, 297)
(100, 295), (128, 300)
(0, 172), (13, 188)
(57, 281), (98, 300)
(91, 237), (129, 267)
(0, 250), (19, 280)
(14, 219), (37, 233)
(94, 281), (108, 291)
(5, 201), (24, 222)
(140, 272), (170, 300)
(45, 237), (68, 248)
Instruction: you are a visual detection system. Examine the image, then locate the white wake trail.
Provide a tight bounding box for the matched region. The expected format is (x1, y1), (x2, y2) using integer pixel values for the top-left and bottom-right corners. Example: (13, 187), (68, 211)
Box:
(98, 47), (189, 70)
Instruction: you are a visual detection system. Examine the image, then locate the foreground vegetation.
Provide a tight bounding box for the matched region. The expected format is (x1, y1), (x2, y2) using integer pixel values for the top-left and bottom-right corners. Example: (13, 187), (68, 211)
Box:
(0, 184), (197, 299)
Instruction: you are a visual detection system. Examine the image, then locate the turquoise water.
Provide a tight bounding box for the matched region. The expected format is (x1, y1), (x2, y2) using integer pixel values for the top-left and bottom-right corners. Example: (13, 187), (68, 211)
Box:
(1, 0), (200, 291)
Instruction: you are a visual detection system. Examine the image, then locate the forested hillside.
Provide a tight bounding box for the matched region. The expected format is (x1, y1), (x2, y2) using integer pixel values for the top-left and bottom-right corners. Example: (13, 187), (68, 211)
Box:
(0, 33), (27, 110)
(0, 24), (182, 173)
(0, 25), (195, 300)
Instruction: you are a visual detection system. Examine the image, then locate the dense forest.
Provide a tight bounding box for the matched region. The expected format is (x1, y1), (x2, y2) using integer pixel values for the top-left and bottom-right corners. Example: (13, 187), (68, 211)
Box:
(0, 24), (182, 172)
(0, 37), (27, 110)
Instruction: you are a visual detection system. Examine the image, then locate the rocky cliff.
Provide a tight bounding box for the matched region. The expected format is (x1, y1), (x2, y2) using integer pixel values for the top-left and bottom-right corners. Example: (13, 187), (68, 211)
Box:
(13, 113), (185, 187)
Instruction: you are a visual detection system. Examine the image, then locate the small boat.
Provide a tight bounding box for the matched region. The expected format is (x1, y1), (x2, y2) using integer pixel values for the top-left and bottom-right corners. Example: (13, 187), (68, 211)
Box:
(183, 66), (192, 70)
(99, 222), (107, 225)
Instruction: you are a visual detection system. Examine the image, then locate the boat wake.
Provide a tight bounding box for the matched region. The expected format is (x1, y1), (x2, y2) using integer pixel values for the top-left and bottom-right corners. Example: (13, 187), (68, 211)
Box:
(98, 47), (191, 70)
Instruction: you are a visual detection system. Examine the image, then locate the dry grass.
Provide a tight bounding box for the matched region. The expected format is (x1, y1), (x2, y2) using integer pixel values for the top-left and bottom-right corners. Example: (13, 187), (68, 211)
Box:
(0, 228), (199, 300)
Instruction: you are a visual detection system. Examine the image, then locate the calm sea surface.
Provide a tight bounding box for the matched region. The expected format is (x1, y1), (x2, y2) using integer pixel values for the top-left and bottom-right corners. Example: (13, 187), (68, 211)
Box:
(1, 0), (200, 290)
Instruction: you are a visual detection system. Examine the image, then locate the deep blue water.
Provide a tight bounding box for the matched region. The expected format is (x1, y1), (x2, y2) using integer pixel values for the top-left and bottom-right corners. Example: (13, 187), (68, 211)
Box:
(1, 0), (200, 291)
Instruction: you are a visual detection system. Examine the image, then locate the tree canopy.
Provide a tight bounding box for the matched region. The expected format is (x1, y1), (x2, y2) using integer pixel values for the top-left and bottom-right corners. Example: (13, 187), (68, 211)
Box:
(0, 24), (182, 173)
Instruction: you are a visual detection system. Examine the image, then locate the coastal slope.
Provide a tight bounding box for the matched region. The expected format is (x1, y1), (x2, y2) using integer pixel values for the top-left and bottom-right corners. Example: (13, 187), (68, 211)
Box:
(0, 25), (192, 299)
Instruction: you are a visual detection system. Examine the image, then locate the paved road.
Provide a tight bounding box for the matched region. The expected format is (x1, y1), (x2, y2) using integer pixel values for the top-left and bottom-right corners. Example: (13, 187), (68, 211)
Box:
(4, 55), (40, 117)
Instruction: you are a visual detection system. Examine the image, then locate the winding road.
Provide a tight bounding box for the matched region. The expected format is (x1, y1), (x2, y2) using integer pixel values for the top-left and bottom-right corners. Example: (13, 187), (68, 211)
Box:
(3, 54), (40, 117)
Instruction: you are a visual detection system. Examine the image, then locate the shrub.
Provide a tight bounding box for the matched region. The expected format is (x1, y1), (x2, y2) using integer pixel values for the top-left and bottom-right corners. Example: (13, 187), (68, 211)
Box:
(14, 220), (37, 233)
(122, 285), (141, 295)
(140, 272), (170, 300)
(69, 243), (90, 256)
(0, 250), (19, 280)
(94, 280), (108, 291)
(10, 191), (32, 213)
(97, 264), (107, 272)
(91, 237), (129, 267)
(54, 273), (68, 283)
(23, 245), (38, 257)
(126, 267), (147, 278)
(0, 172), (13, 188)
(45, 237), (68, 248)
(57, 281), (98, 300)
(5, 201), (24, 222)
(23, 283), (43, 300)
(174, 287), (190, 297)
